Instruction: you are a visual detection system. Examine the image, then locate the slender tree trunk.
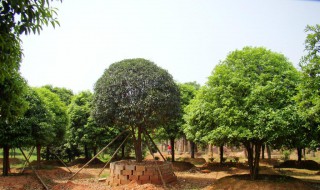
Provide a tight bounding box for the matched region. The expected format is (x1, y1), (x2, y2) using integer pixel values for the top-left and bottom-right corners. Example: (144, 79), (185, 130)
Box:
(135, 126), (143, 162)
(253, 143), (261, 179)
(36, 144), (41, 169)
(220, 145), (224, 164)
(303, 148), (306, 161)
(84, 145), (89, 159)
(190, 141), (195, 158)
(261, 144), (265, 159)
(2, 145), (10, 176)
(170, 137), (175, 162)
(93, 147), (97, 157)
(266, 145), (271, 160)
(121, 144), (125, 159)
(297, 147), (302, 162)
(245, 142), (261, 180)
(46, 146), (50, 161)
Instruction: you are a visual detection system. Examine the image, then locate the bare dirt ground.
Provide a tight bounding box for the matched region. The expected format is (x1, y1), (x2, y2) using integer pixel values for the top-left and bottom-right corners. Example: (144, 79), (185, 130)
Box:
(1, 150), (320, 190)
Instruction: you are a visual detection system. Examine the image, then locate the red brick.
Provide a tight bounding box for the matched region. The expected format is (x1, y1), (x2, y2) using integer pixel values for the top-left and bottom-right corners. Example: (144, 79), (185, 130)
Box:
(139, 175), (150, 181)
(136, 165), (145, 172)
(140, 179), (151, 184)
(119, 175), (128, 180)
(144, 170), (155, 176)
(129, 175), (139, 181)
(120, 179), (130, 185)
(121, 169), (133, 175)
(125, 165), (135, 170)
(115, 164), (124, 170)
(151, 178), (162, 185)
(150, 175), (159, 181)
(133, 171), (144, 176)
(146, 166), (156, 172)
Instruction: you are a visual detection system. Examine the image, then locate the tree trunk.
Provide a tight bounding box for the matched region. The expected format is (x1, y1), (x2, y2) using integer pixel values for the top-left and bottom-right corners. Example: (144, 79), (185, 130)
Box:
(261, 144), (265, 159)
(2, 145), (10, 176)
(46, 146), (50, 161)
(190, 141), (195, 158)
(297, 147), (302, 162)
(93, 146), (97, 157)
(266, 145), (271, 160)
(245, 142), (261, 180)
(121, 144), (125, 159)
(170, 137), (175, 162)
(183, 136), (188, 153)
(36, 144), (41, 169)
(84, 145), (89, 159)
(219, 145), (224, 164)
(135, 126), (143, 162)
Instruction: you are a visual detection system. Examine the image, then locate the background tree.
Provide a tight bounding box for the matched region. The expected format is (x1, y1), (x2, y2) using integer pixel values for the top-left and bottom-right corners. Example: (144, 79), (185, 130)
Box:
(0, 0), (61, 175)
(17, 87), (54, 167)
(156, 82), (199, 162)
(295, 24), (320, 151)
(0, 72), (28, 176)
(67, 91), (109, 159)
(184, 86), (228, 163)
(93, 58), (180, 162)
(34, 87), (68, 160)
(43, 85), (74, 105)
(206, 47), (300, 180)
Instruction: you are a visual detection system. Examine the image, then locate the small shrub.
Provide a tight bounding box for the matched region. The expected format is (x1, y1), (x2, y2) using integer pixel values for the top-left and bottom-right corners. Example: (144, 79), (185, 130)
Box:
(282, 150), (291, 161)
(208, 157), (214, 162)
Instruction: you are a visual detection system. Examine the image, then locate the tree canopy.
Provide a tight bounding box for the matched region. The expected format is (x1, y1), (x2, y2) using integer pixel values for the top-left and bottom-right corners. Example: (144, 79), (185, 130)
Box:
(93, 58), (180, 162)
(198, 47), (300, 179)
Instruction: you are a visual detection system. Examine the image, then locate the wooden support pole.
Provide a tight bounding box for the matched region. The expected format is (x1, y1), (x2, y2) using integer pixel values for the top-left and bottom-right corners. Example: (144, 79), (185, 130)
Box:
(98, 134), (130, 177)
(143, 128), (166, 161)
(19, 147), (49, 190)
(69, 129), (129, 180)
(49, 149), (73, 174)
(142, 129), (167, 187)
(20, 146), (35, 174)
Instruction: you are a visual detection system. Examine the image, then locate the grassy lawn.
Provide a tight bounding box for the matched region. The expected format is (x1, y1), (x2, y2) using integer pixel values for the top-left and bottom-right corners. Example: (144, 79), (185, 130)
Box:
(0, 147), (38, 169)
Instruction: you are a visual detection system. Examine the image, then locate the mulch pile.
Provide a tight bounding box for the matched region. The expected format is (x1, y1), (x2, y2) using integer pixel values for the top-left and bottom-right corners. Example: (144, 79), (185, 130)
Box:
(275, 160), (320, 170)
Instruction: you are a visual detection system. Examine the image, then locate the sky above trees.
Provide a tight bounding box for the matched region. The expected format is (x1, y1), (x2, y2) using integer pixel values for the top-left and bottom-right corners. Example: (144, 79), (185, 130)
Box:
(20, 0), (320, 93)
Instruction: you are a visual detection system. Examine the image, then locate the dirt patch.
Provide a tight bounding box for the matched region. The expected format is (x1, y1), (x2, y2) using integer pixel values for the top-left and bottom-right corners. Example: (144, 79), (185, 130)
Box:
(276, 160), (320, 170)
(172, 161), (195, 171)
(206, 174), (316, 190)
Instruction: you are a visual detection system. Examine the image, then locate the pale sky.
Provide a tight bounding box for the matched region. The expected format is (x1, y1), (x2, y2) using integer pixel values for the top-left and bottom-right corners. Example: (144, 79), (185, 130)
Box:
(20, 0), (320, 93)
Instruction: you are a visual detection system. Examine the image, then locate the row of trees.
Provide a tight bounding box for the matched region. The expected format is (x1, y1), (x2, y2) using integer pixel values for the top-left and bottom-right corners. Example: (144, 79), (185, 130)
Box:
(183, 25), (320, 180)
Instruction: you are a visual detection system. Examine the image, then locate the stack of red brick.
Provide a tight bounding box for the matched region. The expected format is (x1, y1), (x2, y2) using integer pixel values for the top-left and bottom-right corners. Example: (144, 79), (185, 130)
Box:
(107, 160), (177, 186)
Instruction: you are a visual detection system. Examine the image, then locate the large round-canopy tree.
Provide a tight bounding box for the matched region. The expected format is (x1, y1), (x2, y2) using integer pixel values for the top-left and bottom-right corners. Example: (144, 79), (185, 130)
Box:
(92, 58), (180, 162)
(206, 47), (300, 180)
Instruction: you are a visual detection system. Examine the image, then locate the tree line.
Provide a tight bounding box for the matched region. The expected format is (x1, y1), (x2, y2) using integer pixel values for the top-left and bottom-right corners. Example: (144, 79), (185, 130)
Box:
(1, 0), (320, 181)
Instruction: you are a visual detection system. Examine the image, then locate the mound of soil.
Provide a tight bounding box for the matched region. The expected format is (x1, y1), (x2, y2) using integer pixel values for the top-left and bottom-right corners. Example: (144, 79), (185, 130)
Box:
(206, 174), (315, 190)
(276, 160), (320, 170)
(0, 158), (24, 165)
(178, 157), (206, 165)
(172, 161), (195, 171)
(202, 162), (249, 171)
(69, 158), (105, 167)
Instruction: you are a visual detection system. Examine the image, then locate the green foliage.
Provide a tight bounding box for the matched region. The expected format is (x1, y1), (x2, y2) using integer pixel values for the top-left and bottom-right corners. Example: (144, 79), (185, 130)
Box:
(43, 85), (74, 105)
(207, 46), (299, 145)
(34, 87), (68, 144)
(17, 87), (54, 146)
(93, 58), (180, 162)
(296, 24), (320, 143)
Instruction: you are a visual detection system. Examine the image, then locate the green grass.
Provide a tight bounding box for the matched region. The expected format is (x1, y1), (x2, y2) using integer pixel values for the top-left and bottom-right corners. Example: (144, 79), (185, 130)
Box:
(0, 148), (38, 169)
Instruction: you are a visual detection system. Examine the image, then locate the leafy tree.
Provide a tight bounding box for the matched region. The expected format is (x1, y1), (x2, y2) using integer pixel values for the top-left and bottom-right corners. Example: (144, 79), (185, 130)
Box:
(93, 58), (180, 162)
(67, 91), (109, 159)
(43, 85), (74, 105)
(0, 0), (61, 175)
(206, 47), (300, 180)
(295, 24), (320, 151)
(0, 72), (28, 175)
(34, 87), (68, 158)
(17, 87), (54, 167)
(156, 82), (199, 161)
